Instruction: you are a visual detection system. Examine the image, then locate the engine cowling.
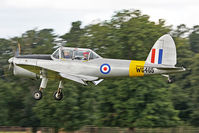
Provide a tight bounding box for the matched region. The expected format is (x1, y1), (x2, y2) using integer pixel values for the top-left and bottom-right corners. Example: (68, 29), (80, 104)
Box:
(13, 65), (38, 79)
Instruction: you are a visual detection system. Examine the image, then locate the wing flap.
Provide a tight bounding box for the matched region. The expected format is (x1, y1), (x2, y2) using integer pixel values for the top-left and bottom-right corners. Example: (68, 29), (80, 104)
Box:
(60, 73), (87, 85)
(59, 73), (99, 85)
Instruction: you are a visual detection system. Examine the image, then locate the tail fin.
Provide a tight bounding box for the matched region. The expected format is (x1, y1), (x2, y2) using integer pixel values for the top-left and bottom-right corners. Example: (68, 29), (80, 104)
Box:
(146, 34), (176, 66)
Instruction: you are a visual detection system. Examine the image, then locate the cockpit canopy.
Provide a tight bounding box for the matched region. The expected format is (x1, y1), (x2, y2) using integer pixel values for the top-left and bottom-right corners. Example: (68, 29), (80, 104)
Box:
(51, 47), (101, 61)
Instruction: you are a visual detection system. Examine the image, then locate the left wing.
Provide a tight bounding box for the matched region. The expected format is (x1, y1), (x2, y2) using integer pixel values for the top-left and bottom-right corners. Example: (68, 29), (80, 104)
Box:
(17, 64), (103, 85)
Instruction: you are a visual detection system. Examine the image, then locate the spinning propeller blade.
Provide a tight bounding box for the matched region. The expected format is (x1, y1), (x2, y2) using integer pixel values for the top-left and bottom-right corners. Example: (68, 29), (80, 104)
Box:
(15, 42), (21, 57)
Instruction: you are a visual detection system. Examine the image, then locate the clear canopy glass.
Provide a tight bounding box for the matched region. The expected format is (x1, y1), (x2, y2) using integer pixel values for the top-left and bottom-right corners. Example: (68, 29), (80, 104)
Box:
(52, 47), (101, 61)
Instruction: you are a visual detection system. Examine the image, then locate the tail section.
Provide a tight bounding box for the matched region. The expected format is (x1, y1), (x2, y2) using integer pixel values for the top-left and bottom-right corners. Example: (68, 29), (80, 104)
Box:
(146, 34), (176, 66)
(129, 34), (185, 78)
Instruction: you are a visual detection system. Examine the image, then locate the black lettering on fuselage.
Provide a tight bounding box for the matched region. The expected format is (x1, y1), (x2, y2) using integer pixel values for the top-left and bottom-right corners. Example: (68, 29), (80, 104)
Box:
(144, 67), (154, 73)
(136, 66), (144, 73)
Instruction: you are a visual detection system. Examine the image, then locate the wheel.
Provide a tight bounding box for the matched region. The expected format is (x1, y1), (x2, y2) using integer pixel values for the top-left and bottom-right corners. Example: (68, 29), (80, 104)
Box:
(53, 91), (63, 101)
(168, 78), (174, 84)
(33, 91), (42, 100)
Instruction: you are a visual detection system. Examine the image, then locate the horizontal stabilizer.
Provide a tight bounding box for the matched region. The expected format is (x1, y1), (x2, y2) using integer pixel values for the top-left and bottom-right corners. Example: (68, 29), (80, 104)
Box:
(157, 67), (186, 71)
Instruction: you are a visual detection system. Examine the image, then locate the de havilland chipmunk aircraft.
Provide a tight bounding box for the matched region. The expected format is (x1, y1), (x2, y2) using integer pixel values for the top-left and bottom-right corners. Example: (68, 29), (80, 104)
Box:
(8, 34), (185, 100)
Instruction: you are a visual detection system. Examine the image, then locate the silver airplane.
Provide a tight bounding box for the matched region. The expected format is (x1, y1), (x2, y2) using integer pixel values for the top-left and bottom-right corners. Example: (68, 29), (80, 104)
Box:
(8, 34), (185, 100)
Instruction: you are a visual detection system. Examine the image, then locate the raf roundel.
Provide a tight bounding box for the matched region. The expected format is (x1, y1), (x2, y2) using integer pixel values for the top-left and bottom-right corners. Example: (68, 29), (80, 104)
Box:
(100, 64), (111, 74)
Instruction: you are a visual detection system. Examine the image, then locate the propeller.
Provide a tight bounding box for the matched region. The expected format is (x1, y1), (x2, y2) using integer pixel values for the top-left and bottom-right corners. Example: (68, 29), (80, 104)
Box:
(0, 43), (21, 78)
(15, 42), (21, 57)
(0, 74), (12, 78)
(8, 57), (14, 70)
(53, 38), (67, 49)
(8, 43), (21, 71)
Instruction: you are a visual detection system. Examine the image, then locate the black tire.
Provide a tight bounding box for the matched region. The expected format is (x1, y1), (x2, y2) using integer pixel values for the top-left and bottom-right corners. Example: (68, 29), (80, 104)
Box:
(33, 91), (42, 100)
(168, 78), (174, 84)
(53, 91), (63, 101)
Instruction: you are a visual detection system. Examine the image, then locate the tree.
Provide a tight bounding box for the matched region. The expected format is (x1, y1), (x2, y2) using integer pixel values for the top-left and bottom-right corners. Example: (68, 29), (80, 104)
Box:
(172, 24), (190, 38)
(33, 82), (98, 131)
(61, 21), (83, 47)
(186, 54), (199, 126)
(97, 77), (180, 132)
(189, 25), (199, 53)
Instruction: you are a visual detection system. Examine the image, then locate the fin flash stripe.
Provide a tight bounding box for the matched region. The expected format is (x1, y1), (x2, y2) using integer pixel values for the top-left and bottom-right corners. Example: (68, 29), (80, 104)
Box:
(151, 49), (156, 63)
(158, 49), (163, 64)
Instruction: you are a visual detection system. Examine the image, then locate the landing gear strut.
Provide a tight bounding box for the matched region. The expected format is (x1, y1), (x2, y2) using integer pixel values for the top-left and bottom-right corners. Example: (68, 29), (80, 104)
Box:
(162, 74), (174, 84)
(32, 68), (64, 100)
(53, 80), (63, 101)
(33, 76), (48, 100)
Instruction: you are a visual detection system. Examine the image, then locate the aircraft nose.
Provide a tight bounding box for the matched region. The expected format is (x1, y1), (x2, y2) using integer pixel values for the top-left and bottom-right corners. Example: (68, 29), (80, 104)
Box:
(8, 57), (14, 63)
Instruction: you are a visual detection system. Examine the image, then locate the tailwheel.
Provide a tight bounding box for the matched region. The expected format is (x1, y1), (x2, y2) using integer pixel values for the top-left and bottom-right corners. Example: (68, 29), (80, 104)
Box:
(162, 74), (175, 84)
(53, 91), (63, 101)
(33, 90), (43, 100)
(168, 77), (174, 84)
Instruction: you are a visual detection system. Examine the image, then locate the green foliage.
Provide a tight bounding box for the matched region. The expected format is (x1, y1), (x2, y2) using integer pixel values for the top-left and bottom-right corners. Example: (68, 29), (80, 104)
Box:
(31, 81), (98, 131)
(97, 77), (180, 128)
(189, 25), (199, 53)
(172, 24), (190, 38)
(19, 29), (56, 54)
(61, 21), (83, 47)
(76, 10), (170, 60)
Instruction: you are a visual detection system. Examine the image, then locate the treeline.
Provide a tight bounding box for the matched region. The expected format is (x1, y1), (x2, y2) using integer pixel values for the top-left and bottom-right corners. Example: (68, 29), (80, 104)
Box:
(0, 9), (199, 132)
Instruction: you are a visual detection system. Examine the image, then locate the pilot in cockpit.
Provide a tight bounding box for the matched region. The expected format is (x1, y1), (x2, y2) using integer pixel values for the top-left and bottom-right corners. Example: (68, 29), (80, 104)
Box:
(83, 52), (89, 60)
(64, 51), (70, 58)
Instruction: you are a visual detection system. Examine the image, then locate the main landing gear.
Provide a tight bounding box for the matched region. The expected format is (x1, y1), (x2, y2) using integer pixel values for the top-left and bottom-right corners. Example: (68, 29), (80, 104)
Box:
(33, 79), (64, 101)
(32, 69), (64, 101)
(33, 76), (48, 100)
(53, 80), (63, 101)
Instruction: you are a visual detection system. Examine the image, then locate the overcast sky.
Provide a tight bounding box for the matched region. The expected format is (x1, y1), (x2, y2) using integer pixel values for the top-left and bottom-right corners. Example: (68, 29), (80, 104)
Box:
(1, 0), (199, 38)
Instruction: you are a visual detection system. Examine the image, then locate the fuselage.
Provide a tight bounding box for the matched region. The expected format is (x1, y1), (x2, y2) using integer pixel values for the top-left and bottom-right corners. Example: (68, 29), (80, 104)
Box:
(9, 57), (184, 79)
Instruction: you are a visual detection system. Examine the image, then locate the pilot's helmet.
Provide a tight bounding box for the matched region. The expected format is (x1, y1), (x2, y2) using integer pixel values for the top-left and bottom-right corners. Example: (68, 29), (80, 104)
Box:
(83, 52), (89, 56)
